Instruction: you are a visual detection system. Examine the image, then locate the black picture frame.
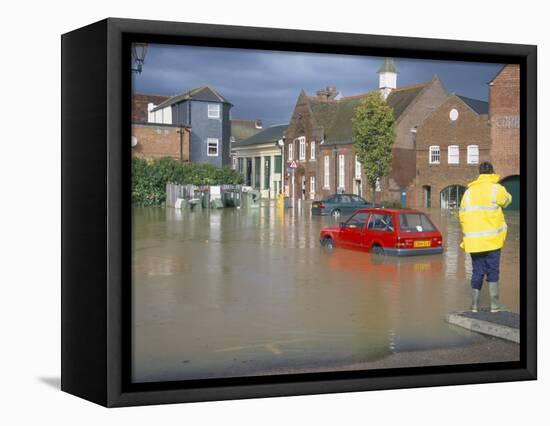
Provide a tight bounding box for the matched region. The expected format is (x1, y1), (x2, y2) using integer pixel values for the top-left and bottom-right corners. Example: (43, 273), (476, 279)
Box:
(61, 17), (537, 407)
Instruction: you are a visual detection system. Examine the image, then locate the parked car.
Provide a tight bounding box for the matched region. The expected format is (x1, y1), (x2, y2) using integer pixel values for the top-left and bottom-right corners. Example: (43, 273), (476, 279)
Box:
(311, 194), (382, 219)
(319, 208), (443, 256)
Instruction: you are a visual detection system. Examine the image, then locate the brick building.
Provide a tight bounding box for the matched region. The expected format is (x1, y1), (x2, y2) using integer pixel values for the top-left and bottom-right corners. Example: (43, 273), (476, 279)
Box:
(284, 58), (448, 204)
(489, 64), (520, 210)
(131, 123), (191, 161)
(132, 93), (170, 123)
(413, 95), (491, 209)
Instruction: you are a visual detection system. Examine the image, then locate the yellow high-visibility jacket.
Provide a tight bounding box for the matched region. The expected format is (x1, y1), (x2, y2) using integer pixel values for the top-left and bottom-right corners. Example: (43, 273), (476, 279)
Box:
(459, 174), (512, 253)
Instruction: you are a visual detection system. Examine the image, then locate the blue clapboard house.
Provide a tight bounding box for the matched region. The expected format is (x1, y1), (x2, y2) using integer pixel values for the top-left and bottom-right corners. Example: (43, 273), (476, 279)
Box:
(147, 85), (233, 167)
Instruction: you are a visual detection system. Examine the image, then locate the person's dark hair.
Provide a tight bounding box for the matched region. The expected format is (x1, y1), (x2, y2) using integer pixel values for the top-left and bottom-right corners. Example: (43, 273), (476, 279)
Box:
(479, 161), (494, 174)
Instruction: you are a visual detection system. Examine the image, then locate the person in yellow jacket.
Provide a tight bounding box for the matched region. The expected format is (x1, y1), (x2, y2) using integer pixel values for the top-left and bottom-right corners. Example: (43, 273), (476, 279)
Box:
(459, 162), (512, 313)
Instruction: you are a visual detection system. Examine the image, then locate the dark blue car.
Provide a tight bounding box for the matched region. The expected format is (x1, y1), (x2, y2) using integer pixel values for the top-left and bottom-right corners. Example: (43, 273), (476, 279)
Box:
(311, 193), (382, 219)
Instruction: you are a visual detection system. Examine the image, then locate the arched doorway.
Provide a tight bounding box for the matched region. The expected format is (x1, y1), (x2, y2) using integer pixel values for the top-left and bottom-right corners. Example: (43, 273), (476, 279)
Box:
(500, 175), (520, 210)
(440, 185), (466, 209)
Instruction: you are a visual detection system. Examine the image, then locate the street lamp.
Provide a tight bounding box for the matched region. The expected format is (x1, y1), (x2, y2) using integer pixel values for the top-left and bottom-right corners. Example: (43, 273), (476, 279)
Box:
(131, 43), (148, 74)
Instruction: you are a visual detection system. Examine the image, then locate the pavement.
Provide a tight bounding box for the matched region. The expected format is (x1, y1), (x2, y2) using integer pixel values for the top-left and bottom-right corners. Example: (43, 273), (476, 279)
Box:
(446, 311), (520, 343)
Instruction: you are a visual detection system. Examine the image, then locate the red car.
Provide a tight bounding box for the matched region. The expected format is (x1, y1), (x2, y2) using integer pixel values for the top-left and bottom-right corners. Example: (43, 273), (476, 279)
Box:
(319, 208), (443, 256)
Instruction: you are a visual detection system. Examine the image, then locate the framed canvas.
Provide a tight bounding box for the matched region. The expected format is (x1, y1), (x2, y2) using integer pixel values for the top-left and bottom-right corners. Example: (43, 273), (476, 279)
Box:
(61, 18), (537, 407)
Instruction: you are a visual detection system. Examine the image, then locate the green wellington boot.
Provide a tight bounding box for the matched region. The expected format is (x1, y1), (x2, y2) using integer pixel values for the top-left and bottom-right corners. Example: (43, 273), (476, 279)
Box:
(471, 289), (480, 313)
(489, 282), (507, 313)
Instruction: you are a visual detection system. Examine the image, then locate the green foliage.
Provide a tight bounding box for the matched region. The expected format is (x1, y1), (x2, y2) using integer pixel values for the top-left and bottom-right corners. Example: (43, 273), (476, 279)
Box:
(132, 157), (244, 206)
(352, 92), (396, 197)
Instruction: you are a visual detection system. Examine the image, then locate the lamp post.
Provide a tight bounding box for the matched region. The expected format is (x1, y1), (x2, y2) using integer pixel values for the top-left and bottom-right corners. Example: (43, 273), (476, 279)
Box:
(131, 43), (148, 74)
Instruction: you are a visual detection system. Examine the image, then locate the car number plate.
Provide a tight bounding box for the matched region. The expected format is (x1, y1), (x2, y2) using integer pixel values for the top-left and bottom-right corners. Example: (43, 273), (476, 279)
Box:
(414, 240), (431, 248)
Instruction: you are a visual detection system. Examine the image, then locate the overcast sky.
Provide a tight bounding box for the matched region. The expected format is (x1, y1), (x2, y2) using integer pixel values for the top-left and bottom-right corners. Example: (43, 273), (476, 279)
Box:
(132, 44), (504, 127)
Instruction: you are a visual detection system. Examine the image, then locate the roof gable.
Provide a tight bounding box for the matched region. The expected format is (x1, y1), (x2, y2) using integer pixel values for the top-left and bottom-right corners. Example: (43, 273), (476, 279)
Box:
(385, 82), (429, 119)
(152, 85), (231, 111)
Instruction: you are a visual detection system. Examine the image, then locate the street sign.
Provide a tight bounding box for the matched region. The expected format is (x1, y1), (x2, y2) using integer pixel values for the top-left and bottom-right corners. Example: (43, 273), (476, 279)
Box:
(287, 167), (293, 173)
(289, 161), (298, 169)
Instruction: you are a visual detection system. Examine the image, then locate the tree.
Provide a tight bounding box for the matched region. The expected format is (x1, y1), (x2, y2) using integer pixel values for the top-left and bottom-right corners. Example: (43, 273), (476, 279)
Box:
(352, 92), (396, 201)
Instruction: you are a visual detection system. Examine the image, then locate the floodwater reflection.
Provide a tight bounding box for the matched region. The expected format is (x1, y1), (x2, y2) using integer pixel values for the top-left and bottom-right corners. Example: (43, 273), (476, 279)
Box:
(132, 203), (520, 383)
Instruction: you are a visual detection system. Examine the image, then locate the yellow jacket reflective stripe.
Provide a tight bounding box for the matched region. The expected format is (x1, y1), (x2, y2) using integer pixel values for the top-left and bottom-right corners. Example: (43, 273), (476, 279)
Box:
(459, 174), (512, 253)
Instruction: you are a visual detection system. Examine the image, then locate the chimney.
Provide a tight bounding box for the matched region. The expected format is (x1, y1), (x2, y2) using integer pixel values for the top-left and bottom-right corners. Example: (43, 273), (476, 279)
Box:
(316, 87), (339, 100)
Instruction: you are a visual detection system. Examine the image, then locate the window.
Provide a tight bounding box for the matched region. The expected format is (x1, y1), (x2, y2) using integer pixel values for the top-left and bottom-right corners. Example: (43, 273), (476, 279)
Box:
(355, 155), (361, 179)
(288, 143), (293, 161)
(429, 145), (440, 164)
(297, 137), (306, 160)
(467, 145), (479, 164)
(448, 145), (459, 164)
(208, 104), (220, 119)
(310, 141), (316, 160)
(338, 154), (345, 190)
(346, 211), (370, 229)
(324, 155), (330, 189)
(339, 195), (352, 203)
(351, 195), (365, 203)
(207, 138), (219, 156)
(310, 175), (315, 194)
(368, 214), (394, 232)
(398, 213), (435, 233)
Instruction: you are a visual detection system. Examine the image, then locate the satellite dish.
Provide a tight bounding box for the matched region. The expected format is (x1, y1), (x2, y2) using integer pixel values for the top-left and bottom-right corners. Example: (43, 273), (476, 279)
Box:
(131, 136), (138, 147)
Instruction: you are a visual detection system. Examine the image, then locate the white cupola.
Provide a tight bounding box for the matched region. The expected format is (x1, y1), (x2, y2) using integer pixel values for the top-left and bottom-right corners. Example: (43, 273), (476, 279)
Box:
(378, 57), (398, 100)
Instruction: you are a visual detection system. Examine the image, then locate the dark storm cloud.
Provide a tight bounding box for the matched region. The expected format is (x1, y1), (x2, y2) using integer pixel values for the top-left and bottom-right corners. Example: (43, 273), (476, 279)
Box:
(132, 44), (503, 126)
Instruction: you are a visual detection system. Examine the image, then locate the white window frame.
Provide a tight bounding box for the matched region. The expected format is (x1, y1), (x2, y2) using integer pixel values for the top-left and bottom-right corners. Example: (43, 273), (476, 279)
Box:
(338, 154), (345, 190)
(297, 137), (306, 161)
(467, 145), (479, 164)
(429, 145), (440, 164)
(288, 143), (293, 161)
(324, 155), (330, 189)
(448, 145), (459, 164)
(207, 138), (219, 157)
(355, 155), (362, 179)
(208, 104), (220, 119)
(310, 141), (316, 160)
(310, 175), (315, 194)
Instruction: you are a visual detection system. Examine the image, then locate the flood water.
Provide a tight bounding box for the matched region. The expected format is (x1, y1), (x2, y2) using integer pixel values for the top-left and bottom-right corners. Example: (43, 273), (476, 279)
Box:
(132, 202), (520, 383)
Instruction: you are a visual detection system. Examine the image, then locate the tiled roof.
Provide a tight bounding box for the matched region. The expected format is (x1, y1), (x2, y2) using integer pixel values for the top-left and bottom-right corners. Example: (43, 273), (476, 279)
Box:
(152, 85), (231, 111)
(231, 120), (263, 143)
(456, 95), (489, 115)
(234, 124), (288, 147)
(319, 82), (429, 146)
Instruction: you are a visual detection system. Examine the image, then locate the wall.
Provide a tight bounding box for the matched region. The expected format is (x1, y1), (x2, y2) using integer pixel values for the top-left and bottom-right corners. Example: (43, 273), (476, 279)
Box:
(489, 64), (520, 179)
(284, 93), (322, 199)
(413, 96), (491, 208)
(131, 123), (190, 161)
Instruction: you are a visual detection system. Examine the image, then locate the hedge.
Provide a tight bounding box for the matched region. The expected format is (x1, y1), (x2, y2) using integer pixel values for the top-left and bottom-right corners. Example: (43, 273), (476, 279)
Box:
(132, 157), (244, 206)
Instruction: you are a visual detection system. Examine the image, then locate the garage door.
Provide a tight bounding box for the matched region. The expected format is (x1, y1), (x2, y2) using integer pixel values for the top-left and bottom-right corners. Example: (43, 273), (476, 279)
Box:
(500, 175), (519, 211)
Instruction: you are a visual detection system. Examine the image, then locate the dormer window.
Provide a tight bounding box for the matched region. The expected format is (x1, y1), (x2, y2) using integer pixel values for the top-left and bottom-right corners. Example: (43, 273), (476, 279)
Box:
(208, 104), (220, 119)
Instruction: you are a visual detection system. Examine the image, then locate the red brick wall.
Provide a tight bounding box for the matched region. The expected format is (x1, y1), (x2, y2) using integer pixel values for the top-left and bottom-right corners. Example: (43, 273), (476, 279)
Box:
(489, 65), (520, 179)
(131, 124), (190, 161)
(132, 93), (170, 123)
(413, 96), (491, 208)
(284, 93), (324, 200)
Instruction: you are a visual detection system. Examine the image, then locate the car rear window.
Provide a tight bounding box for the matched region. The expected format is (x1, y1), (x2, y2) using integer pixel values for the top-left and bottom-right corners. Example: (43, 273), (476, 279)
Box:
(398, 213), (435, 232)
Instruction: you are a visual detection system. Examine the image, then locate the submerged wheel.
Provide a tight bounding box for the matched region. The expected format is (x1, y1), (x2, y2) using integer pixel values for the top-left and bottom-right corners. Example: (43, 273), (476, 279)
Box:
(322, 237), (335, 250)
(372, 244), (385, 256)
(331, 209), (341, 220)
